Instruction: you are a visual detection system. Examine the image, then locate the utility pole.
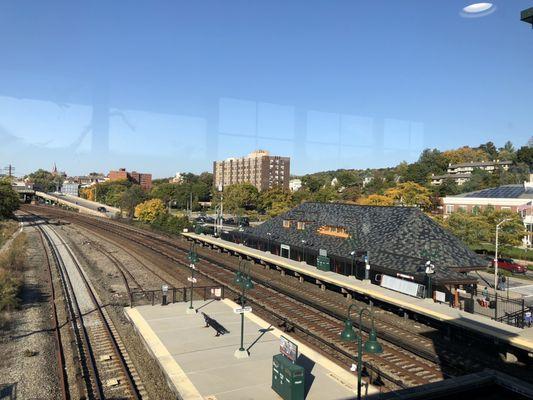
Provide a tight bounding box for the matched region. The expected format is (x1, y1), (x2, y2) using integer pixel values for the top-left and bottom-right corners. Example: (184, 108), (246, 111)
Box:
(3, 164), (15, 179)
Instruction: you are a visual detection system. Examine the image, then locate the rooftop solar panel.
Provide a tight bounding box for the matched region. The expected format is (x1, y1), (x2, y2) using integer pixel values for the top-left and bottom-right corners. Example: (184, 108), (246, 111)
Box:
(464, 185), (525, 198)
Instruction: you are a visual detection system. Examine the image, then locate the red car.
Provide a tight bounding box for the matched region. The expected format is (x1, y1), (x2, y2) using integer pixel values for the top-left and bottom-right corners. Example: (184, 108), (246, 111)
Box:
(491, 258), (527, 274)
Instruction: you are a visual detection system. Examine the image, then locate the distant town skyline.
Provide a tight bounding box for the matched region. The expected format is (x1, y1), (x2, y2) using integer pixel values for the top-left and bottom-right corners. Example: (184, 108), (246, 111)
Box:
(1, 1), (532, 177)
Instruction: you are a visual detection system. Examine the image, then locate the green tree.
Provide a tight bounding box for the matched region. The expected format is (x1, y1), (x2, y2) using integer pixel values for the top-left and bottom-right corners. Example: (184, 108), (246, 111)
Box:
(516, 146), (533, 171)
(402, 149), (449, 184)
(312, 186), (339, 203)
(481, 207), (525, 248)
(478, 141), (498, 159)
(442, 211), (491, 246)
(120, 185), (146, 218)
(336, 170), (361, 188)
(222, 183), (259, 214)
(259, 188), (292, 217)
(0, 181), (19, 218)
(26, 169), (63, 192)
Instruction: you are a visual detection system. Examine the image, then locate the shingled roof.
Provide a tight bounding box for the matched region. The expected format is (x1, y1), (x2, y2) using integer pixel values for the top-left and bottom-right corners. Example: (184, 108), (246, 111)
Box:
(243, 202), (486, 284)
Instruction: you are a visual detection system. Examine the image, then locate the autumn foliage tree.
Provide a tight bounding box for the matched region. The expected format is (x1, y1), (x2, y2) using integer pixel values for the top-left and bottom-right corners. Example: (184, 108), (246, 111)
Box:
(134, 199), (166, 223)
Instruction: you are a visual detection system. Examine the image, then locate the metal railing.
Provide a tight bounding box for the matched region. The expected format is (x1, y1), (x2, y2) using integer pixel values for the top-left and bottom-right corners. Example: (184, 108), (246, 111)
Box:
(130, 285), (225, 307)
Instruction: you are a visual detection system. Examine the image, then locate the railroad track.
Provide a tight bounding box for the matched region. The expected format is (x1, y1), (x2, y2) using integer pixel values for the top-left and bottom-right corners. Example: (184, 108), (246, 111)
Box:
(24, 205), (461, 390)
(28, 214), (146, 399)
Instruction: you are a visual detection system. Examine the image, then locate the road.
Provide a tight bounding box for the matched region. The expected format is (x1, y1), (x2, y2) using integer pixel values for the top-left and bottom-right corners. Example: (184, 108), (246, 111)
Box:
(48, 193), (119, 217)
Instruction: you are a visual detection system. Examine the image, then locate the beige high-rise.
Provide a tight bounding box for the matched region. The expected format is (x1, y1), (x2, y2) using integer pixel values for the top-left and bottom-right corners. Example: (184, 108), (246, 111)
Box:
(213, 150), (290, 192)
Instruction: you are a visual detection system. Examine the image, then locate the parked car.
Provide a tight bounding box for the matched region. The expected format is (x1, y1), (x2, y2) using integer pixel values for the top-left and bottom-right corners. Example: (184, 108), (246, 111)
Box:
(491, 258), (527, 274)
(97, 206), (107, 213)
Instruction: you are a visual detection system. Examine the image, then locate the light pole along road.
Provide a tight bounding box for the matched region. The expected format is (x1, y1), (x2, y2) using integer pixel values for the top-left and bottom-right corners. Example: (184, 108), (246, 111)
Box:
(494, 218), (511, 291)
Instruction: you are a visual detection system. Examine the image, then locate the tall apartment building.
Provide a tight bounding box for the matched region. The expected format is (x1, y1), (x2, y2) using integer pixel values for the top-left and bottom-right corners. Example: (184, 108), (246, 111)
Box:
(108, 168), (152, 191)
(213, 150), (290, 191)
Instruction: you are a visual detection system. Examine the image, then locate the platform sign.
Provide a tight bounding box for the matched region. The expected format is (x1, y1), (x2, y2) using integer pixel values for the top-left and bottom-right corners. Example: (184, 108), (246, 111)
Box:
(280, 335), (298, 363)
(161, 284), (169, 294)
(233, 306), (252, 314)
(210, 287), (222, 297)
(187, 277), (197, 283)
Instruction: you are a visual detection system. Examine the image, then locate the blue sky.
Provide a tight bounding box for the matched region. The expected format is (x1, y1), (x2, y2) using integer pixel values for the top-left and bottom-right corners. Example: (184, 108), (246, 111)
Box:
(0, 1), (532, 177)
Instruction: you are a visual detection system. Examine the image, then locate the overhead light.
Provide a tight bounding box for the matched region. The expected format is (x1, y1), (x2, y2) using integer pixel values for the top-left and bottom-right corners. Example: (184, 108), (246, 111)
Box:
(461, 2), (495, 18)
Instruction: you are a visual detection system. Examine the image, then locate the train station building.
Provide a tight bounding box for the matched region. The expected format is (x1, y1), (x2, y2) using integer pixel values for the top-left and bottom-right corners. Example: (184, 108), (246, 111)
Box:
(224, 202), (485, 292)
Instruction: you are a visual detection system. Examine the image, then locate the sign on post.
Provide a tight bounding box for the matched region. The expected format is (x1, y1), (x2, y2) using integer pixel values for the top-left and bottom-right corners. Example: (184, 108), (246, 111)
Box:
(210, 287), (222, 297)
(233, 306), (252, 314)
(280, 335), (298, 363)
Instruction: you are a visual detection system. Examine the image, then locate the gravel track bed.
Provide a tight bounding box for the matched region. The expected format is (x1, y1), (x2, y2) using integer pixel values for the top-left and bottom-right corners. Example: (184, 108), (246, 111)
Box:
(55, 224), (176, 400)
(0, 228), (60, 399)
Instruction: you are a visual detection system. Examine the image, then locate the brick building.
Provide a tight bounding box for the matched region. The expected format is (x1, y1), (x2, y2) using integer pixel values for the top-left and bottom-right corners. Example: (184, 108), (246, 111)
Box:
(442, 178), (533, 245)
(108, 168), (152, 191)
(213, 150), (290, 191)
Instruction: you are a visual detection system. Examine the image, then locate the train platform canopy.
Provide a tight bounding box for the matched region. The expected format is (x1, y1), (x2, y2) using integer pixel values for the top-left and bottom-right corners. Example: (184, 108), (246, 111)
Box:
(240, 202), (486, 285)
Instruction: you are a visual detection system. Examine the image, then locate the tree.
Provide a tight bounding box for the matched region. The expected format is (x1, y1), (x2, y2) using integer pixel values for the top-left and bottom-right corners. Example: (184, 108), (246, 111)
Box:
(498, 141), (516, 161)
(336, 170), (361, 188)
(134, 199), (166, 223)
(0, 181), (19, 218)
(442, 146), (488, 164)
(481, 207), (525, 248)
(312, 186), (339, 203)
(478, 141), (498, 159)
(442, 211), (491, 246)
(120, 185), (146, 218)
(384, 182), (432, 209)
(516, 146), (533, 171)
(222, 183), (259, 214)
(259, 188), (292, 217)
(339, 185), (362, 202)
(291, 189), (312, 206)
(402, 149), (449, 184)
(357, 194), (394, 206)
(26, 169), (62, 192)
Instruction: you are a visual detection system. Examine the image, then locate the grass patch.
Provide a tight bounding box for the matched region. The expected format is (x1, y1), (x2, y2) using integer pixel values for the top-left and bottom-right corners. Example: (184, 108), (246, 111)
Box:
(0, 220), (19, 249)
(472, 243), (533, 263)
(0, 232), (27, 316)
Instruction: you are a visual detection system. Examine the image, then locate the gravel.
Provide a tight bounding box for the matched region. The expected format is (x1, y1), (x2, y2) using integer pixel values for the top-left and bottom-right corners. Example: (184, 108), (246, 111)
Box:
(0, 228), (60, 400)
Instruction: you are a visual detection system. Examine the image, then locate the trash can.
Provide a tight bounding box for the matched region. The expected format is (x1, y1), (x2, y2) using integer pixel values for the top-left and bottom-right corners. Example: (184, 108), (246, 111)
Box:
(272, 354), (305, 400)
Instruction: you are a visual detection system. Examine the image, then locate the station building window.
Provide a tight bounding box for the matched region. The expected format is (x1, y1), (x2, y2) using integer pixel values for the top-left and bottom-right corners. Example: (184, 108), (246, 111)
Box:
(283, 219), (292, 228)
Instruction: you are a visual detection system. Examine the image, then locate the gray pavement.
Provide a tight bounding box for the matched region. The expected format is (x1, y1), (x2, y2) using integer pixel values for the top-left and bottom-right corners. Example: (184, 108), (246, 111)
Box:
(127, 300), (367, 400)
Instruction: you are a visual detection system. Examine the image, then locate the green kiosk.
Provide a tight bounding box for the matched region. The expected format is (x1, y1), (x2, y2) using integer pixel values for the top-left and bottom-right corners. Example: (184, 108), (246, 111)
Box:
(272, 336), (305, 400)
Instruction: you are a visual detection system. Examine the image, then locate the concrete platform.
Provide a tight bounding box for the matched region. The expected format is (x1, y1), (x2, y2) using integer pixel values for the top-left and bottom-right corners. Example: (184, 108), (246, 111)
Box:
(183, 233), (533, 354)
(126, 299), (376, 400)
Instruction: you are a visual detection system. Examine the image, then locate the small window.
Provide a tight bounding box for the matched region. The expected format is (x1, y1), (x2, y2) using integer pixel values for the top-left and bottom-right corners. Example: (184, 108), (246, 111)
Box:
(446, 205), (454, 214)
(297, 221), (305, 230)
(283, 220), (291, 228)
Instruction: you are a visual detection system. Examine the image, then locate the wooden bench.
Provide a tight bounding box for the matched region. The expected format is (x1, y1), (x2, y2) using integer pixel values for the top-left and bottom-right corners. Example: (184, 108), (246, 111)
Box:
(202, 312), (230, 336)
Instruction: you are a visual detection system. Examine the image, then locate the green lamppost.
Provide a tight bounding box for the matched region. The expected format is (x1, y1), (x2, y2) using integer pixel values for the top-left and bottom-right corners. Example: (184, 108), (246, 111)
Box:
(234, 260), (254, 358)
(186, 243), (199, 314)
(340, 304), (383, 400)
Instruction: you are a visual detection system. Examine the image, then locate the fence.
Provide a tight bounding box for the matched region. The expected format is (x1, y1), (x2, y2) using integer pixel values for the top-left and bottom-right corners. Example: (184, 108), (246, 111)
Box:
(458, 288), (527, 327)
(130, 285), (225, 307)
